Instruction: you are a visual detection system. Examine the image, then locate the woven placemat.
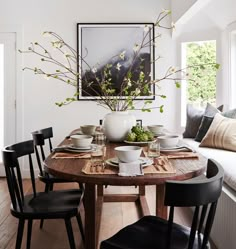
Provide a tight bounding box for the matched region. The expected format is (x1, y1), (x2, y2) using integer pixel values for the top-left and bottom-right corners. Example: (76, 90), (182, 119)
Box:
(82, 159), (176, 175)
(52, 152), (91, 159)
(143, 151), (198, 159)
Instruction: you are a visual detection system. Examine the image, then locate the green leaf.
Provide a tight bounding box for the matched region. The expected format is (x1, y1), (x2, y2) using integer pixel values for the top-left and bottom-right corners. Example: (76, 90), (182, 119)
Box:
(144, 100), (152, 104)
(160, 105), (164, 113)
(141, 108), (151, 112)
(215, 63), (220, 70)
(175, 82), (181, 88)
(55, 102), (63, 107)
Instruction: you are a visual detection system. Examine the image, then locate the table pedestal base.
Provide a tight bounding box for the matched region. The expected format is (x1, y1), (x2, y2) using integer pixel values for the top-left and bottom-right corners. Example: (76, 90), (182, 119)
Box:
(84, 184), (167, 249)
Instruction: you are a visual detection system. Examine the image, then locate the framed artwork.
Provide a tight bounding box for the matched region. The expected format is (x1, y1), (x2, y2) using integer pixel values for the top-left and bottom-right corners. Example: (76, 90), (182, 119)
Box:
(77, 23), (155, 100)
(136, 119), (143, 127)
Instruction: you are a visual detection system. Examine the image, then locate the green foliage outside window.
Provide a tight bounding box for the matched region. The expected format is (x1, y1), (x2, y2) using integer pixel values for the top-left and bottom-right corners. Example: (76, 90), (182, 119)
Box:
(186, 41), (216, 107)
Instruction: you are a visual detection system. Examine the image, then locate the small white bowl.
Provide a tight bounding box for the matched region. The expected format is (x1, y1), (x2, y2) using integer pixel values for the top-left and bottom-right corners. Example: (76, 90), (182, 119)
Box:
(80, 125), (96, 135)
(70, 134), (93, 148)
(147, 125), (164, 135)
(158, 135), (179, 148)
(115, 146), (142, 163)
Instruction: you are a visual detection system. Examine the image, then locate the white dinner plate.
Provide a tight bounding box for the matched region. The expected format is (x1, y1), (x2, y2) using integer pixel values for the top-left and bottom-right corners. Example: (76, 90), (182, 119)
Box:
(153, 132), (165, 137)
(160, 145), (193, 152)
(67, 144), (92, 150)
(124, 140), (156, 145)
(64, 144), (97, 153)
(106, 157), (153, 168)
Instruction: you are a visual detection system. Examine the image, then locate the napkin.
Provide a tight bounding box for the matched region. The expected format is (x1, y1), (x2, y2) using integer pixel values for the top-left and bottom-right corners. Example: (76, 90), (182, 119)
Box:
(118, 161), (144, 177)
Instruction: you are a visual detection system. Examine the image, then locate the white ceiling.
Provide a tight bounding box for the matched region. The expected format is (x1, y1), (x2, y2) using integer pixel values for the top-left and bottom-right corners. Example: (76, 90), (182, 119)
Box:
(203, 0), (236, 29)
(175, 0), (236, 32)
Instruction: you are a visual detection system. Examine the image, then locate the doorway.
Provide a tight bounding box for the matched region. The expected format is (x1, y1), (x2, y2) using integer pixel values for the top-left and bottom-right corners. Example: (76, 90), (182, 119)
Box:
(0, 33), (16, 175)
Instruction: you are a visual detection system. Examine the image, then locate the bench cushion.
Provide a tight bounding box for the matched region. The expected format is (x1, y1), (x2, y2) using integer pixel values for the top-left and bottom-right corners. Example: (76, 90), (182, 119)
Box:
(183, 138), (236, 192)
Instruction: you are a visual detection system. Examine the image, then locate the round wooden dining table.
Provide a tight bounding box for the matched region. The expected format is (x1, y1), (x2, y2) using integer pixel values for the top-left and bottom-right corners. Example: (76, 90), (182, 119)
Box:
(44, 137), (207, 249)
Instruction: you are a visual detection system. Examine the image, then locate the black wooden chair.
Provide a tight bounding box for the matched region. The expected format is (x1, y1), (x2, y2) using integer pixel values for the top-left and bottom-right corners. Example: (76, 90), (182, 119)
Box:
(100, 159), (224, 249)
(2, 140), (85, 249)
(31, 127), (83, 192)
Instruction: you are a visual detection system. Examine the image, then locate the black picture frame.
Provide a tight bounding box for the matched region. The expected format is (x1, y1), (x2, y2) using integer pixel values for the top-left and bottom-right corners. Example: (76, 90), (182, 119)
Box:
(136, 119), (143, 127)
(77, 23), (155, 100)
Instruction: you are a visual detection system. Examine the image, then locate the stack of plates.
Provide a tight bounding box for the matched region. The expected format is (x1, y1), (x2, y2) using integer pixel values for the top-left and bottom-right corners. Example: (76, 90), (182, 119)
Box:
(54, 144), (97, 153)
(153, 132), (165, 137)
(160, 145), (194, 152)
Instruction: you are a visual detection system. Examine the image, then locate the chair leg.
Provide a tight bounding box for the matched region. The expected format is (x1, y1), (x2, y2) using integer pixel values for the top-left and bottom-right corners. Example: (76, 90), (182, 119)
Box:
(27, 219), (33, 249)
(64, 218), (76, 249)
(16, 219), (25, 249)
(49, 183), (54, 191)
(40, 182), (51, 229)
(39, 219), (44, 229)
(76, 213), (85, 242)
(79, 182), (84, 191)
(44, 182), (50, 193)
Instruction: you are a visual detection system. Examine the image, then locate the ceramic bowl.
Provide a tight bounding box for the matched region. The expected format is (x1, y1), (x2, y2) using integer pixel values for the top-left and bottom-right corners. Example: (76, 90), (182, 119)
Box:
(70, 134), (93, 148)
(147, 125), (164, 135)
(80, 125), (96, 135)
(114, 146), (142, 163)
(158, 135), (179, 148)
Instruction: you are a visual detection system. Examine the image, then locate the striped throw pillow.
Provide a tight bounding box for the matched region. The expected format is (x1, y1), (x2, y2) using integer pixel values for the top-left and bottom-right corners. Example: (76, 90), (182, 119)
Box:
(200, 113), (236, 152)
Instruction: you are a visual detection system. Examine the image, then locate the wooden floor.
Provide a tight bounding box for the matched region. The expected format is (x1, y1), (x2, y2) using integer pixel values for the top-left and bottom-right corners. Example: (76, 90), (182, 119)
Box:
(0, 177), (217, 249)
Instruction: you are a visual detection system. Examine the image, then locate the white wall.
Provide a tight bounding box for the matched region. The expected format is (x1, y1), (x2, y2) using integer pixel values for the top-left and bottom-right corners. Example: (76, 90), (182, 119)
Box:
(1, 0), (184, 146)
(171, 0), (197, 23)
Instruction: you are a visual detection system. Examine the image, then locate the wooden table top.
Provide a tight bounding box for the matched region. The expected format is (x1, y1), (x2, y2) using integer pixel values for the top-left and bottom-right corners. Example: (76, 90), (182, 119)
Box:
(44, 137), (207, 186)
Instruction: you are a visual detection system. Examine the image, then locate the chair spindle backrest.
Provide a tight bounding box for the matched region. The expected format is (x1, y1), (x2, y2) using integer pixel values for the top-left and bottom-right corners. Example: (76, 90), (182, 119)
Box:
(2, 140), (36, 213)
(31, 127), (53, 176)
(38, 127), (53, 152)
(164, 159), (224, 249)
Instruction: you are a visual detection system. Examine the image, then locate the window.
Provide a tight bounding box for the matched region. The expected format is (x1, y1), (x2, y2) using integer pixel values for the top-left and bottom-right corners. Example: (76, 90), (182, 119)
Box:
(230, 31), (236, 108)
(181, 40), (217, 126)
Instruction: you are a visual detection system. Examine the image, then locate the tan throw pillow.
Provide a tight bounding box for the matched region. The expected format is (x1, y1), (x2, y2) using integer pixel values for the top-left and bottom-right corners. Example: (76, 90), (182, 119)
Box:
(200, 113), (236, 152)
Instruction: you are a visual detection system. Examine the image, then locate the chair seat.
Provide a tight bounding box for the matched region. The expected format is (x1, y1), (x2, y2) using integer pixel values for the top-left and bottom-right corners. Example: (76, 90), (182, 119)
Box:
(38, 172), (74, 183)
(100, 216), (209, 249)
(11, 189), (83, 219)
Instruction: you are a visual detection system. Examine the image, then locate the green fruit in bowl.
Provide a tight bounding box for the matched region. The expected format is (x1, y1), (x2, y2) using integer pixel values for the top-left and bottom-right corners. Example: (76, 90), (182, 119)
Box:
(145, 131), (154, 141)
(136, 133), (149, 142)
(131, 125), (144, 135)
(126, 132), (137, 142)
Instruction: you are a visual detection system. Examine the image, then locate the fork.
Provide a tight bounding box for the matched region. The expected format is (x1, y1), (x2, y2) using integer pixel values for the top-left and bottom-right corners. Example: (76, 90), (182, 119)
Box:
(156, 158), (168, 171)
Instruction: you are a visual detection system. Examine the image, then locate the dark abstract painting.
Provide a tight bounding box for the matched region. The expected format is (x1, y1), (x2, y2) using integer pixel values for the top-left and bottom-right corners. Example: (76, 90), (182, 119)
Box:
(77, 23), (155, 100)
